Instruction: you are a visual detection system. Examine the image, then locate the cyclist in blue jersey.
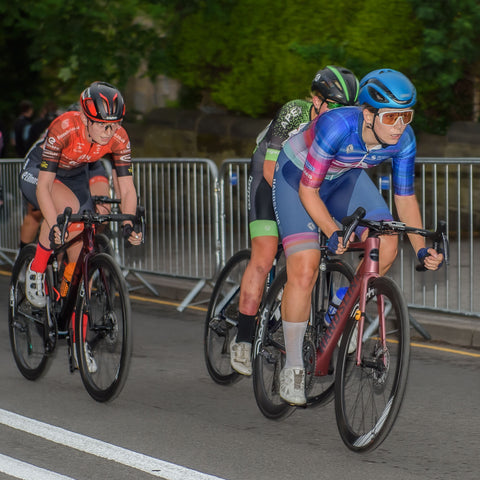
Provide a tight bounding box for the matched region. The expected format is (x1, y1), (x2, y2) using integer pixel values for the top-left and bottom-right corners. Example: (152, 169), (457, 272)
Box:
(230, 67), (360, 376)
(272, 68), (444, 405)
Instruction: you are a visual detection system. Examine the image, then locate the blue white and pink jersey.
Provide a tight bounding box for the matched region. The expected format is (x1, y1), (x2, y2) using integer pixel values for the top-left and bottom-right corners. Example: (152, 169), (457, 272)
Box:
(272, 106), (417, 257)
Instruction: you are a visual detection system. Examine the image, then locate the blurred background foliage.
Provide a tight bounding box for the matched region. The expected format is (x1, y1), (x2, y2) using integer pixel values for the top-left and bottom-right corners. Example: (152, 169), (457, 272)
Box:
(1, 0), (480, 135)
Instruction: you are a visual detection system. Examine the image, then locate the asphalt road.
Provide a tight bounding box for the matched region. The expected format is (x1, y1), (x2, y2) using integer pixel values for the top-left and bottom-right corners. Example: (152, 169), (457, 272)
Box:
(0, 270), (479, 480)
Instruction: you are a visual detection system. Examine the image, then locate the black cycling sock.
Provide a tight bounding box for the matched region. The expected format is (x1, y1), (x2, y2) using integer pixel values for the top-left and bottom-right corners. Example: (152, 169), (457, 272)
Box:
(19, 241), (28, 250)
(236, 313), (257, 344)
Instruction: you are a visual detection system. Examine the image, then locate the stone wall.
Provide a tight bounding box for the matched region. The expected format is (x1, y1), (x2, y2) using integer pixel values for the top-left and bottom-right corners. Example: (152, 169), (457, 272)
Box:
(126, 108), (480, 163)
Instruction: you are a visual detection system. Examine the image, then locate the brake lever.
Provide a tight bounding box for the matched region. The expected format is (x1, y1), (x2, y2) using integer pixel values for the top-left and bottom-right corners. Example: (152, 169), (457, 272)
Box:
(415, 220), (449, 271)
(57, 207), (72, 245)
(135, 205), (146, 244)
(341, 207), (366, 247)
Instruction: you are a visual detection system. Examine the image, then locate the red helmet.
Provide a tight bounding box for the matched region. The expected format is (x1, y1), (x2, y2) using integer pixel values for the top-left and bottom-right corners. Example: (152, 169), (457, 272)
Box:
(80, 82), (125, 122)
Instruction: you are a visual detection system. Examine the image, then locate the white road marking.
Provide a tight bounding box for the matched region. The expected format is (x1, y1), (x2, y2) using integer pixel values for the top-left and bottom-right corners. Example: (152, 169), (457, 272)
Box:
(0, 453), (75, 480)
(0, 408), (226, 480)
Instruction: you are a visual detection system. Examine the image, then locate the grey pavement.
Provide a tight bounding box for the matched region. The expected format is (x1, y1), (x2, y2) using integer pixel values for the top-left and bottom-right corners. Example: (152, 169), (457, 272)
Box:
(127, 271), (480, 351)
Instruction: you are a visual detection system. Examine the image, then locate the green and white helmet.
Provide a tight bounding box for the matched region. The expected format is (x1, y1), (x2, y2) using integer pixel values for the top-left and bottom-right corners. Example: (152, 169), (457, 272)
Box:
(311, 66), (359, 106)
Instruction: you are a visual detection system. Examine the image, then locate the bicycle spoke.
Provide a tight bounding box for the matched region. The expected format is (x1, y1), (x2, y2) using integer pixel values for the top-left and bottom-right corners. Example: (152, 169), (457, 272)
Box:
(252, 269), (294, 420)
(204, 250), (251, 385)
(335, 277), (410, 452)
(8, 245), (50, 380)
(76, 253), (132, 402)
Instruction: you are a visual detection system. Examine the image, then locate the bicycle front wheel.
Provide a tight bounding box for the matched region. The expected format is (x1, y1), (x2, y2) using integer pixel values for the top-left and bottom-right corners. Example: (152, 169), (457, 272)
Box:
(204, 249), (251, 385)
(8, 244), (51, 380)
(335, 276), (410, 452)
(75, 252), (132, 402)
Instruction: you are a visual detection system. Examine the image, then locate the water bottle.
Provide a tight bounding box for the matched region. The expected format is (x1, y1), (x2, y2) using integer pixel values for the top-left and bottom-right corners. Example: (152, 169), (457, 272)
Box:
(324, 286), (348, 326)
(60, 262), (76, 297)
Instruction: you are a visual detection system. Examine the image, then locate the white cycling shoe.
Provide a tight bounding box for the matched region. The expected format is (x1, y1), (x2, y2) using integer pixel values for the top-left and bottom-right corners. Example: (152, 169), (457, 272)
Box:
(26, 261), (47, 308)
(279, 366), (306, 405)
(230, 339), (252, 375)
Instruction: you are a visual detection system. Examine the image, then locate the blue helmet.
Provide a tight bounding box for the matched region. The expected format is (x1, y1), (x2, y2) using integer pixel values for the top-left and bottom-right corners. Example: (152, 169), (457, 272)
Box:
(358, 69), (416, 109)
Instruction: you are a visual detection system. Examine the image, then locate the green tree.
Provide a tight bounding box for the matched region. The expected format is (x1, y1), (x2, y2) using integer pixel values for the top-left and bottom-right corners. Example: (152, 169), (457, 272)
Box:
(0, 0), (161, 121)
(410, 0), (480, 132)
(154, 0), (423, 117)
(1, 0), (480, 136)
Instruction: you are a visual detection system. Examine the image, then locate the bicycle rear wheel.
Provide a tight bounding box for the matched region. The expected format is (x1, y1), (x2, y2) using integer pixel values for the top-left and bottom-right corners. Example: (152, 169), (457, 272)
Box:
(204, 249), (250, 385)
(252, 268), (294, 420)
(335, 276), (410, 452)
(75, 252), (132, 402)
(306, 259), (354, 406)
(253, 258), (353, 419)
(8, 244), (50, 380)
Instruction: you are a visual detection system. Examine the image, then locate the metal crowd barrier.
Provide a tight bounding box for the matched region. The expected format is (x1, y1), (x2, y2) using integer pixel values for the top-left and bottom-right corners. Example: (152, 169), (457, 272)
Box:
(220, 157), (480, 319)
(1, 156), (479, 317)
(0, 159), (23, 263)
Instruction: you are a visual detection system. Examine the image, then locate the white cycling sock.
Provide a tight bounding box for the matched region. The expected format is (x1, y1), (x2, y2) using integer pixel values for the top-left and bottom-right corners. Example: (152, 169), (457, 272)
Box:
(282, 320), (308, 369)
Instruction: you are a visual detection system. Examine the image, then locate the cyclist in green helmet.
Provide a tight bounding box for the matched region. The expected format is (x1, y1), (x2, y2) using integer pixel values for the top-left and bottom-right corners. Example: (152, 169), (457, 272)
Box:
(230, 66), (360, 376)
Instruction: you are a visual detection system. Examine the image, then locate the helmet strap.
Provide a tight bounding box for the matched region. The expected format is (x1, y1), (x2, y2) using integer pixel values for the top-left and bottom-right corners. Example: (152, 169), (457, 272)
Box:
(85, 118), (98, 144)
(367, 115), (389, 149)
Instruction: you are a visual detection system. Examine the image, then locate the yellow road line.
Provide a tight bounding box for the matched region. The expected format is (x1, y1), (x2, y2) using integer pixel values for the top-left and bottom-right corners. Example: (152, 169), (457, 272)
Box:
(129, 294), (208, 312)
(410, 341), (480, 358)
(2, 268), (479, 358)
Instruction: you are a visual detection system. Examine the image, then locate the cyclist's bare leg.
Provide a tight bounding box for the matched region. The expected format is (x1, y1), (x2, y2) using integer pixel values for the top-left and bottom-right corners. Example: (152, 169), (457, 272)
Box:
(379, 235), (398, 275)
(238, 235), (278, 315)
(37, 181), (82, 262)
(278, 249), (319, 403)
(89, 176), (111, 214)
(358, 230), (398, 276)
(20, 202), (43, 245)
(281, 249), (320, 324)
(231, 234), (278, 375)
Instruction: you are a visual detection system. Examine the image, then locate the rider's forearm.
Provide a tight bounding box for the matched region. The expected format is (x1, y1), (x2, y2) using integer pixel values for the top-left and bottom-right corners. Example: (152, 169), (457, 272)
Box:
(117, 176), (138, 221)
(394, 194), (426, 254)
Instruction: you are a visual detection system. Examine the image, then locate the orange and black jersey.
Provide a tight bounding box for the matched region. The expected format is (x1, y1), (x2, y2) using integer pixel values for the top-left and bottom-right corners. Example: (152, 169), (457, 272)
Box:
(40, 111), (132, 177)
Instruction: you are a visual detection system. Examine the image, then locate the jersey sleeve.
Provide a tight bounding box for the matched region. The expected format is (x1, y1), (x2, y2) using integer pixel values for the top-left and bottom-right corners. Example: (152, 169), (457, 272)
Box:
(40, 115), (71, 173)
(266, 100), (311, 163)
(391, 127), (416, 196)
(300, 112), (343, 188)
(110, 128), (132, 177)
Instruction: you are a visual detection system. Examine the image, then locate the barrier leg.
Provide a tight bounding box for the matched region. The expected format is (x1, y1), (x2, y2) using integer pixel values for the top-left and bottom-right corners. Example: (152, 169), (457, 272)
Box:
(177, 279), (206, 312)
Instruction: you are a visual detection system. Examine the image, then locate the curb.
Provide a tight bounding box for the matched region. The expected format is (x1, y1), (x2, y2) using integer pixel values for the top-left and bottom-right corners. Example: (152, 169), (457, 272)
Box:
(128, 272), (480, 351)
(410, 310), (480, 349)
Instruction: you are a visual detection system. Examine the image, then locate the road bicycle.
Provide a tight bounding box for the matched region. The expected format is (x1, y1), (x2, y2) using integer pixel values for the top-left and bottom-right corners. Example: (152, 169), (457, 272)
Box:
(8, 205), (145, 402)
(253, 207), (448, 452)
(204, 246), (284, 385)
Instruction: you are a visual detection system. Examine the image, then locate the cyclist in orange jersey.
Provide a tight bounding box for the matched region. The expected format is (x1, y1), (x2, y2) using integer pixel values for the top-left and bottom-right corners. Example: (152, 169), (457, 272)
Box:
(20, 82), (142, 308)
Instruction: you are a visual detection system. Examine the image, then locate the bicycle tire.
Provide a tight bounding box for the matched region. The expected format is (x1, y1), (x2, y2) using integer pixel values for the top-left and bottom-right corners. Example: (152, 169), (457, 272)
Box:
(8, 244), (50, 380)
(252, 268), (293, 419)
(94, 232), (115, 257)
(75, 252), (132, 402)
(306, 259), (354, 407)
(335, 276), (410, 452)
(252, 259), (353, 419)
(204, 249), (251, 385)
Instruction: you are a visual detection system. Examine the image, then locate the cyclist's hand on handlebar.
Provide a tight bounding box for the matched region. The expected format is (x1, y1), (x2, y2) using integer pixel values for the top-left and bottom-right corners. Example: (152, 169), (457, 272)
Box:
(48, 224), (66, 247)
(417, 247), (444, 271)
(122, 223), (143, 246)
(327, 230), (349, 254)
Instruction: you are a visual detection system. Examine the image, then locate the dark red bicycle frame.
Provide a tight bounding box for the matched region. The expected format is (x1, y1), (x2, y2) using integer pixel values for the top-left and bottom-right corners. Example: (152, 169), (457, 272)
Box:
(315, 235), (384, 376)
